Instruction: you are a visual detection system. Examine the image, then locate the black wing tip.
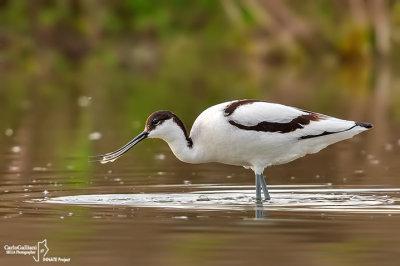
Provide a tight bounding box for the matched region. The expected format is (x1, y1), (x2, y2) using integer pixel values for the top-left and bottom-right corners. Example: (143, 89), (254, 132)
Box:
(355, 122), (373, 129)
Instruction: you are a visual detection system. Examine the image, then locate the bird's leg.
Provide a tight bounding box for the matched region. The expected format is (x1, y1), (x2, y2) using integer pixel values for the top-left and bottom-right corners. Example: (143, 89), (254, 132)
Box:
(255, 173), (262, 202)
(258, 173), (271, 201)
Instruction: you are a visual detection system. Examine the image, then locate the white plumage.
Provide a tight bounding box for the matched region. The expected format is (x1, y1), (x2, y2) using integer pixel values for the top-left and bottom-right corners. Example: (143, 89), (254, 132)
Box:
(229, 101), (306, 124)
(93, 100), (372, 202)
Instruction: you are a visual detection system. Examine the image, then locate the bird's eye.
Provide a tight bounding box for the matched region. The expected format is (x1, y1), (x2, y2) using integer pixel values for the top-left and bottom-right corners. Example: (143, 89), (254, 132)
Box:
(152, 119), (160, 125)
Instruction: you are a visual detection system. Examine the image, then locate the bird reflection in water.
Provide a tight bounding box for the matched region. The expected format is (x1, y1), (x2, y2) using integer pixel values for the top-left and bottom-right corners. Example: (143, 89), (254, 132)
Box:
(255, 200), (266, 219)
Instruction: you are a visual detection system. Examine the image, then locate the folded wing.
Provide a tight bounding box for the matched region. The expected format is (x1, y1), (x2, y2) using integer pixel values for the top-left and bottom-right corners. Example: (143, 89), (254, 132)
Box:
(225, 100), (362, 139)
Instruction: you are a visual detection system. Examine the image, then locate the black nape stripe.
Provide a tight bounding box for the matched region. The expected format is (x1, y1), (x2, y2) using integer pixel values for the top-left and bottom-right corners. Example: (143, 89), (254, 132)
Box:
(172, 116), (193, 148)
(228, 114), (322, 133)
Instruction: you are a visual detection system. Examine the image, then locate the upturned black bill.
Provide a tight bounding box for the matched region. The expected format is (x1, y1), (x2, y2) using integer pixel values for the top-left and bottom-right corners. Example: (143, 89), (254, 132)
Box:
(90, 131), (149, 164)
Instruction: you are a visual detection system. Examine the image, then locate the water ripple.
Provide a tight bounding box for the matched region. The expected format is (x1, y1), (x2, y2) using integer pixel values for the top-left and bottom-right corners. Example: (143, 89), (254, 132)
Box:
(31, 185), (400, 214)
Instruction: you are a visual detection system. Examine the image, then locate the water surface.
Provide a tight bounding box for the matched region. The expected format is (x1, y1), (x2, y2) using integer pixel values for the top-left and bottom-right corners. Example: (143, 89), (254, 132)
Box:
(1, 63), (400, 265)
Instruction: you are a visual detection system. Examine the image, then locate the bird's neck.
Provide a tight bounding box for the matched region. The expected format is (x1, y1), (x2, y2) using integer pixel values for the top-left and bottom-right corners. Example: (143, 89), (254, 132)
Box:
(165, 136), (197, 163)
(161, 118), (201, 164)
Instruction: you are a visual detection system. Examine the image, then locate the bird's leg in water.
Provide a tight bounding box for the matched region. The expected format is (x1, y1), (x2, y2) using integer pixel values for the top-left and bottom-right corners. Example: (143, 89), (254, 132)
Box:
(255, 173), (262, 202)
(258, 173), (271, 201)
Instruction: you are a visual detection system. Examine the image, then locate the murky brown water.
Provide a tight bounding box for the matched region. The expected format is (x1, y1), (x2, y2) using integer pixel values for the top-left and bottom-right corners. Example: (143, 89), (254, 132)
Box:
(1, 63), (400, 265)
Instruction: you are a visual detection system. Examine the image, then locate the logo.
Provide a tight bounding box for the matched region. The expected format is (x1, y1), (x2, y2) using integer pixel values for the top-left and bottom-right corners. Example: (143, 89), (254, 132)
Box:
(33, 239), (49, 262)
(4, 239), (70, 263)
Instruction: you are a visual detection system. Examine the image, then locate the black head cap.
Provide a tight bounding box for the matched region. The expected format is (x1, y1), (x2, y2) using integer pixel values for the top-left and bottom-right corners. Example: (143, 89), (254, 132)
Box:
(145, 111), (175, 132)
(145, 110), (193, 148)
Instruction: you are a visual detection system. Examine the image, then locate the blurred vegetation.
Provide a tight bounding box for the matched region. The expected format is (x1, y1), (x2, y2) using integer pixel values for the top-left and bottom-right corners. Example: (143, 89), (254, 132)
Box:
(1, 0), (399, 74)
